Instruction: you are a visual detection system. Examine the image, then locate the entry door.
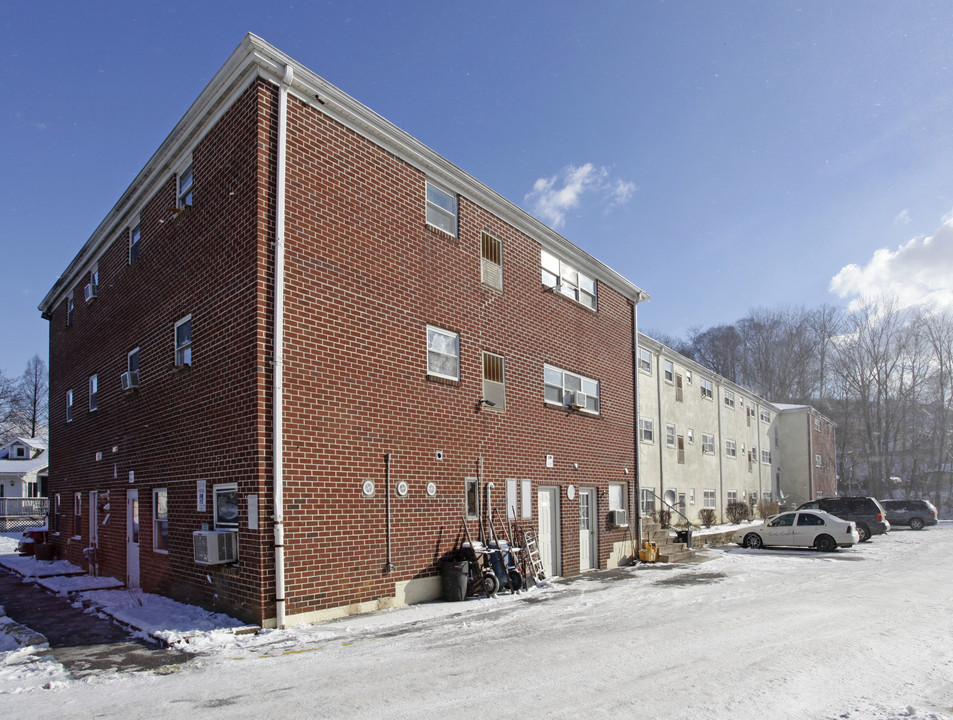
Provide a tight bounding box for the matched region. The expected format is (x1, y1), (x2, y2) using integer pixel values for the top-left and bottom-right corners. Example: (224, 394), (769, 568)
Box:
(538, 487), (559, 578)
(579, 487), (597, 571)
(88, 491), (98, 575)
(126, 489), (140, 589)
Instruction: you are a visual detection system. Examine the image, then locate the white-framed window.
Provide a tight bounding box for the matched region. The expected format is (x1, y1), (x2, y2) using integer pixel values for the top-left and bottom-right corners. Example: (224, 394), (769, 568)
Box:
(426, 325), (459, 380)
(426, 181), (457, 236)
(481, 231), (503, 291)
(213, 483), (238, 529)
(73, 491), (82, 537)
(815, 453), (822, 468)
(66, 293), (74, 327)
(727, 490), (738, 504)
(638, 348), (652, 373)
(175, 315), (192, 367)
(540, 249), (597, 309)
(726, 439), (737, 458)
(689, 488), (696, 505)
(153, 488), (169, 552)
(762, 449), (772, 464)
(127, 347), (140, 384)
(88, 374), (98, 412)
(640, 488), (656, 516)
(465, 478), (478, 519)
(760, 407), (772, 423)
(608, 482), (626, 512)
(701, 433), (715, 454)
(814, 415), (822, 431)
(762, 491), (773, 502)
(177, 162), (194, 209)
(703, 489), (716, 509)
(87, 263), (99, 300)
(129, 221), (141, 263)
(685, 370), (693, 385)
(687, 428), (694, 444)
(482, 352), (506, 410)
(666, 423), (676, 447)
(663, 360), (674, 383)
(700, 378), (713, 400)
(724, 390), (735, 409)
(66, 390), (73, 423)
(544, 364), (600, 414)
(639, 417), (655, 443)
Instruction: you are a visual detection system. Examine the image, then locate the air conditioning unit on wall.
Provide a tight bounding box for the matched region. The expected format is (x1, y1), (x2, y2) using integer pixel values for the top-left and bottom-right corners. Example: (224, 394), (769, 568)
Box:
(570, 391), (588, 409)
(608, 509), (629, 527)
(193, 530), (238, 565)
(84, 283), (98, 302)
(120, 371), (139, 391)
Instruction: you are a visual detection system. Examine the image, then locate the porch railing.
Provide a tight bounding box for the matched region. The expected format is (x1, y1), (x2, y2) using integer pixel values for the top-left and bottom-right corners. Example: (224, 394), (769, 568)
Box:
(0, 497), (49, 531)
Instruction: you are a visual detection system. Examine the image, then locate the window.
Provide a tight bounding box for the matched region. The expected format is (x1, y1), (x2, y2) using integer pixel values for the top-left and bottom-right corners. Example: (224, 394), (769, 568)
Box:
(127, 347), (140, 386)
(700, 378), (713, 400)
(638, 348), (652, 373)
(703, 490), (716, 509)
(814, 415), (822, 432)
(724, 390), (735, 409)
(153, 489), (169, 552)
(66, 293), (74, 327)
(427, 325), (459, 380)
(177, 162), (194, 208)
(481, 231), (503, 291)
(88, 374), (98, 412)
(129, 221), (141, 263)
(544, 364), (600, 414)
(768, 513), (794, 527)
(675, 374), (683, 402)
(213, 483), (238, 529)
(639, 417), (655, 443)
(761, 449), (772, 464)
(689, 489), (696, 505)
(87, 264), (99, 300)
(726, 439), (737, 458)
(815, 453), (822, 468)
(465, 478), (478, 519)
(762, 491), (773, 502)
(608, 483), (626, 512)
(760, 407), (772, 423)
(175, 316), (192, 367)
(727, 490), (738, 504)
(426, 181), (457, 236)
(482, 352), (505, 410)
(73, 492), (82, 537)
(505, 478), (518, 520)
(685, 370), (693, 385)
(687, 428), (694, 444)
(640, 488), (656, 516)
(52, 494), (61, 533)
(540, 249), (597, 309)
(66, 390), (73, 423)
(701, 433), (715, 454)
(666, 423), (676, 447)
(663, 360), (674, 383)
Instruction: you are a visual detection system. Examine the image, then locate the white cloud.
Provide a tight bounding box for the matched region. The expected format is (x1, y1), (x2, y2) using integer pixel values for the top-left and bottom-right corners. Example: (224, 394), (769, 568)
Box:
(524, 163), (637, 229)
(896, 209), (911, 225)
(829, 214), (953, 311)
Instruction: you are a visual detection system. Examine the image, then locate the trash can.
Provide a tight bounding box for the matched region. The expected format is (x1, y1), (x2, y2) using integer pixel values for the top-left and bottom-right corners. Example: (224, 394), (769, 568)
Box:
(439, 559), (469, 602)
(675, 528), (693, 549)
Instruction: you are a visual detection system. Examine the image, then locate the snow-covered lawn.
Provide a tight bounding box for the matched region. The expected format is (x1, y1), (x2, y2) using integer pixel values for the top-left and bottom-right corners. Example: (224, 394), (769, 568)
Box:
(2, 525), (952, 718)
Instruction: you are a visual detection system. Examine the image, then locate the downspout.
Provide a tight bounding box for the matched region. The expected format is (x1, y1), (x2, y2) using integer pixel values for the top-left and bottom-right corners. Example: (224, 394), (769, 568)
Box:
(656, 348), (664, 505)
(384, 453), (394, 573)
(273, 63), (293, 629)
(632, 302), (642, 548)
(716, 382), (724, 522)
(808, 413), (815, 500)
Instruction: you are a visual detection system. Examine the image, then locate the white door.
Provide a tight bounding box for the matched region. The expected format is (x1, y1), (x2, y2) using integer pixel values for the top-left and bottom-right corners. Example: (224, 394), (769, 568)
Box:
(538, 487), (559, 578)
(88, 491), (98, 575)
(126, 489), (140, 589)
(579, 487), (597, 571)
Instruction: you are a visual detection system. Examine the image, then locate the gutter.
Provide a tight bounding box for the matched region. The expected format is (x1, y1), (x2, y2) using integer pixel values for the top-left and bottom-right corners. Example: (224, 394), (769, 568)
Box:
(632, 301), (643, 548)
(272, 63), (293, 629)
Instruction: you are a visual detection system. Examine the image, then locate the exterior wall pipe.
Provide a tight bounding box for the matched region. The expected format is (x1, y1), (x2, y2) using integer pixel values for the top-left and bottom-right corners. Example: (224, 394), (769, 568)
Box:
(384, 453), (394, 573)
(632, 302), (642, 547)
(808, 413), (815, 500)
(273, 63), (293, 629)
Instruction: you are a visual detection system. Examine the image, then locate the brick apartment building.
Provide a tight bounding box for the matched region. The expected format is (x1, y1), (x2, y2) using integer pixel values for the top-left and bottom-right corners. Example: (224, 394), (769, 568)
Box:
(38, 35), (647, 627)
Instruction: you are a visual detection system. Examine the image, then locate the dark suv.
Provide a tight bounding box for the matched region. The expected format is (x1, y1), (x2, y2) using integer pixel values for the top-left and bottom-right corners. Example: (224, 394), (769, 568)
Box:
(795, 497), (890, 542)
(879, 499), (938, 530)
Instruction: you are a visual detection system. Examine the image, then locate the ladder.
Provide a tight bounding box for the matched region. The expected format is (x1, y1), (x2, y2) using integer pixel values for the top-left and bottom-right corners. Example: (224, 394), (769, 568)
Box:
(520, 528), (547, 581)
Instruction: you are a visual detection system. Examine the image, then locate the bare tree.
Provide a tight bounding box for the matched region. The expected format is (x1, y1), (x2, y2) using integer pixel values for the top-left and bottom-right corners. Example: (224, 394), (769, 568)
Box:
(16, 355), (48, 439)
(0, 369), (19, 442)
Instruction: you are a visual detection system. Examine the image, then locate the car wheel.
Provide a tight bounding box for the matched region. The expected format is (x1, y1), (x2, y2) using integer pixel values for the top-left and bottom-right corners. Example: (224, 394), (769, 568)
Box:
(482, 571), (500, 598)
(743, 533), (763, 549)
(909, 517), (924, 530)
(814, 534), (837, 552)
(857, 524), (871, 542)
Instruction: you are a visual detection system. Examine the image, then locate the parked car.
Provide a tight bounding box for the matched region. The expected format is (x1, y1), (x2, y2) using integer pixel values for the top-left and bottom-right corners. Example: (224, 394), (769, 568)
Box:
(733, 510), (859, 551)
(879, 499), (938, 530)
(796, 497), (890, 542)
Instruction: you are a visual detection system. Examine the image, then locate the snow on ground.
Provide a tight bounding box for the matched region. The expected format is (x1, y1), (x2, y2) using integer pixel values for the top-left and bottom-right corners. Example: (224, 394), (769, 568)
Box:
(2, 526), (952, 718)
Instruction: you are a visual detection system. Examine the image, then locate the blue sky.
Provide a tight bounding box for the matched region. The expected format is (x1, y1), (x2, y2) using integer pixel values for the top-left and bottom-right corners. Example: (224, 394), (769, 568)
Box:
(3, 1), (953, 377)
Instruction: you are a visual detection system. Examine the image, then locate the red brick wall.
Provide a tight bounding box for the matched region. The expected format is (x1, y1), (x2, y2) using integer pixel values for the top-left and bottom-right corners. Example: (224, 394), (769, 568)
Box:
(812, 417), (837, 498)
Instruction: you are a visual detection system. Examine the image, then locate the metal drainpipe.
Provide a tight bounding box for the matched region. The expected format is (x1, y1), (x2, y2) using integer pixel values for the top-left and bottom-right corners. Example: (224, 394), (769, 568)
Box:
(632, 302), (642, 549)
(273, 63), (293, 630)
(384, 453), (394, 573)
(808, 414), (815, 500)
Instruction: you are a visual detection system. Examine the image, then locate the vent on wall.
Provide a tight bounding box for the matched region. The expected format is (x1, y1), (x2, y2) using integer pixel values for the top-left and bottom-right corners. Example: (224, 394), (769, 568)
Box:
(193, 530), (238, 564)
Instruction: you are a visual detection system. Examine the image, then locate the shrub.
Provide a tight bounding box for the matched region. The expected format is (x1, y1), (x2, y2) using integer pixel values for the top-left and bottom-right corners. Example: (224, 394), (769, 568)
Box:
(699, 508), (716, 528)
(652, 509), (672, 528)
(726, 501), (749, 524)
(757, 501), (780, 519)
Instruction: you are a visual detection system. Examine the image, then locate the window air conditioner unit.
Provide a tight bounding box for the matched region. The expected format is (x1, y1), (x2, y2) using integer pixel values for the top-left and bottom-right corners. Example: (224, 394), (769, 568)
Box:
(84, 283), (98, 302)
(120, 371), (139, 391)
(193, 530), (238, 565)
(570, 391), (588, 409)
(608, 509), (628, 527)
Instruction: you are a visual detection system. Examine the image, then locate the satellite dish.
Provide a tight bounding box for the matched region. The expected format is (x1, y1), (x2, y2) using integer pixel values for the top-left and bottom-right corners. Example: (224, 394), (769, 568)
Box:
(663, 489), (677, 508)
